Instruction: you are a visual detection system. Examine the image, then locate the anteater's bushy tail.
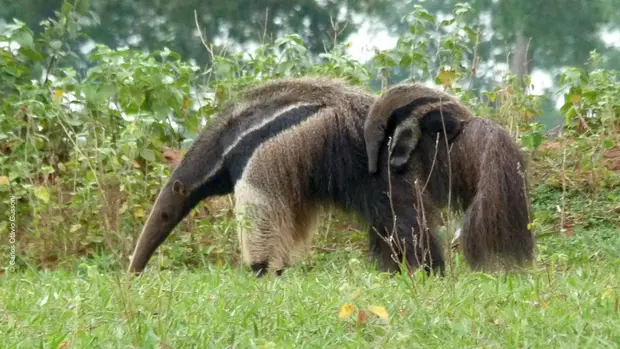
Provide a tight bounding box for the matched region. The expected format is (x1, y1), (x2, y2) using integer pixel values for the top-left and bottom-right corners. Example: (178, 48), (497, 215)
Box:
(456, 118), (534, 270)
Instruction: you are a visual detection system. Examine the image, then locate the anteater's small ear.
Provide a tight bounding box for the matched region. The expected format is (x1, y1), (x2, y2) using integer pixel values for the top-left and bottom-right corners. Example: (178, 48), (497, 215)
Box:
(171, 180), (188, 197)
(389, 117), (422, 173)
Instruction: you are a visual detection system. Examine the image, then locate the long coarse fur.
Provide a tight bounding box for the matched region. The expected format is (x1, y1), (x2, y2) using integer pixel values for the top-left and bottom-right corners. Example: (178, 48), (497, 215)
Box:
(127, 77), (445, 276)
(364, 83), (535, 271)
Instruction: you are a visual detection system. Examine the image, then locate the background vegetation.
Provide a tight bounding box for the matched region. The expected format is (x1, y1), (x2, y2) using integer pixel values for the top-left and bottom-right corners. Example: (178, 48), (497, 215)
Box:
(0, 1), (619, 347)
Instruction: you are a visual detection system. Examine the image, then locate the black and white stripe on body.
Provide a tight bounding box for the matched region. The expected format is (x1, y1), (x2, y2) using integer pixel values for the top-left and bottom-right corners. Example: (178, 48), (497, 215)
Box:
(127, 77), (445, 277)
(175, 99), (322, 193)
(224, 103), (323, 184)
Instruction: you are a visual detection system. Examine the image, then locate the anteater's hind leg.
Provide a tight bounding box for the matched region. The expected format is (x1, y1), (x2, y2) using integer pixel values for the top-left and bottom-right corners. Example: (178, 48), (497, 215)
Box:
(234, 179), (317, 277)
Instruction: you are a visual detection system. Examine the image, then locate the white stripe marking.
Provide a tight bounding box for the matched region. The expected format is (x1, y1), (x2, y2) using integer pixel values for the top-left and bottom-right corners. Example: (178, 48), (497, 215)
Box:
(193, 102), (321, 190)
(222, 102), (319, 156)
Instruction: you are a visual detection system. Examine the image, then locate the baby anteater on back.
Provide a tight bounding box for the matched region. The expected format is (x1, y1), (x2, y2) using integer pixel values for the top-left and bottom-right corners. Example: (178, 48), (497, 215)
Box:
(364, 82), (535, 271)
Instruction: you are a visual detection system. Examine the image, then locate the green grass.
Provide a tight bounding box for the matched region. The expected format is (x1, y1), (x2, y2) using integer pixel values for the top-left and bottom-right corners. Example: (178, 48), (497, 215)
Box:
(2, 225), (620, 348)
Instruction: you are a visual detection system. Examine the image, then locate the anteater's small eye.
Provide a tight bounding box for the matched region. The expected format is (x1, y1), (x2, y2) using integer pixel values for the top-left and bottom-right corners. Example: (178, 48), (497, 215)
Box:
(161, 212), (169, 221)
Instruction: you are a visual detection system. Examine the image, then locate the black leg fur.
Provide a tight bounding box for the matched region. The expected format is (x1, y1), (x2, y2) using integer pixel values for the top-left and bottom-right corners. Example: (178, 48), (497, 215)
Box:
(251, 261), (269, 277)
(250, 261), (285, 277)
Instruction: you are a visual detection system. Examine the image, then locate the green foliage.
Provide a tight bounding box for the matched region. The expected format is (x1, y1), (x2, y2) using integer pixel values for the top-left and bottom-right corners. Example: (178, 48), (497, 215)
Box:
(405, 0), (617, 72)
(560, 51), (620, 135)
(371, 4), (479, 86)
(0, 8), (205, 268)
(0, 0), (390, 65)
(547, 51), (620, 189)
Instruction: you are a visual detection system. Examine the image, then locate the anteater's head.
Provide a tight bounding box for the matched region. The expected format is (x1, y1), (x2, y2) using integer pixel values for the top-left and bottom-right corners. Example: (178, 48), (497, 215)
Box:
(127, 120), (234, 274)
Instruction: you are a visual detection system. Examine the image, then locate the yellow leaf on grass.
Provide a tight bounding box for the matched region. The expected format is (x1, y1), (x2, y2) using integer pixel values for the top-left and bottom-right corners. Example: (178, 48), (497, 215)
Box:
(338, 303), (355, 319)
(368, 305), (389, 321)
(602, 288), (614, 300)
(0, 176), (9, 185)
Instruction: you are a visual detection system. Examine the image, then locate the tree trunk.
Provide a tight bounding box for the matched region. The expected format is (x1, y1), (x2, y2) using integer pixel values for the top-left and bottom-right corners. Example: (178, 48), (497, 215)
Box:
(510, 31), (533, 83)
